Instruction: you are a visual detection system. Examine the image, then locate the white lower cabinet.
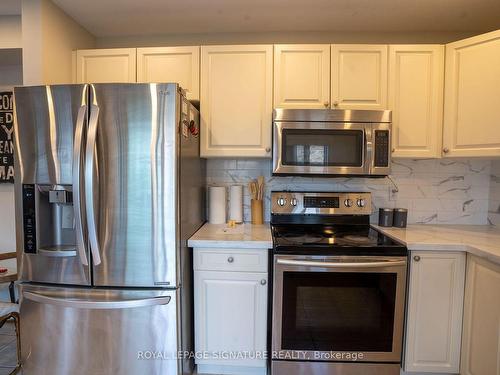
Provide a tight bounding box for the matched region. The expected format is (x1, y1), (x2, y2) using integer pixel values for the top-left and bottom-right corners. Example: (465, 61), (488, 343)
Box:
(461, 255), (500, 375)
(194, 248), (268, 375)
(404, 251), (466, 373)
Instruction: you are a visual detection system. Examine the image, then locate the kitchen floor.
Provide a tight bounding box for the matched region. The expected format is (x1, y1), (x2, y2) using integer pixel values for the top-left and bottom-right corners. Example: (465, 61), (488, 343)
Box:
(0, 321), (17, 375)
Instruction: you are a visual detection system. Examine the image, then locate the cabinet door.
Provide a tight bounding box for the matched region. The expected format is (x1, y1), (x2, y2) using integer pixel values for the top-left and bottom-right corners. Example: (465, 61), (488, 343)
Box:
(194, 270), (268, 367)
(404, 251), (466, 373)
(274, 44), (330, 109)
(76, 48), (136, 83)
(461, 255), (500, 375)
(136, 46), (200, 100)
(200, 45), (273, 158)
(389, 45), (444, 158)
(443, 30), (500, 157)
(331, 44), (388, 110)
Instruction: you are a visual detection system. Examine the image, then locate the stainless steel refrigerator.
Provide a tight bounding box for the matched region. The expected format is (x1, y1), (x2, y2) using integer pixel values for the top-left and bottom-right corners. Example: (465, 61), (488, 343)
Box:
(13, 83), (205, 375)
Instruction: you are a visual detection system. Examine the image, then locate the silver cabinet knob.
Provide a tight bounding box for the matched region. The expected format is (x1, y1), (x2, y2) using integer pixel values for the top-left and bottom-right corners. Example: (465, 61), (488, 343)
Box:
(443, 147), (449, 154)
(260, 279), (267, 285)
(356, 198), (366, 208)
(323, 101), (329, 107)
(265, 147), (271, 153)
(413, 255), (421, 262)
(227, 256), (234, 263)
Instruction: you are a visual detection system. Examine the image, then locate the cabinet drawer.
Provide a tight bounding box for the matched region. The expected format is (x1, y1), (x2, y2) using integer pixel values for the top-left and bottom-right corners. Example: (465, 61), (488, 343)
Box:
(194, 248), (268, 272)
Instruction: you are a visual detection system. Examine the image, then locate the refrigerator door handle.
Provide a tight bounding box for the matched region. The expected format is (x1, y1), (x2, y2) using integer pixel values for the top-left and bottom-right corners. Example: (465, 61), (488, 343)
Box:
(73, 86), (89, 266)
(85, 85), (102, 266)
(23, 291), (171, 309)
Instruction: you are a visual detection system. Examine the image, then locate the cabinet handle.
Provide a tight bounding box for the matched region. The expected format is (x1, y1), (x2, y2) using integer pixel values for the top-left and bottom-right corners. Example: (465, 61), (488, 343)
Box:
(260, 279), (267, 285)
(333, 101), (339, 107)
(443, 147), (449, 154)
(265, 147), (271, 153)
(391, 148), (395, 153)
(227, 256), (234, 263)
(323, 101), (329, 108)
(413, 255), (421, 262)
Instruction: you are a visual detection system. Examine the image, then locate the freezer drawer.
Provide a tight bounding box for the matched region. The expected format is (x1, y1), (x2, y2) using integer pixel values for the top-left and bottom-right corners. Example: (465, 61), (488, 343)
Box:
(19, 285), (180, 375)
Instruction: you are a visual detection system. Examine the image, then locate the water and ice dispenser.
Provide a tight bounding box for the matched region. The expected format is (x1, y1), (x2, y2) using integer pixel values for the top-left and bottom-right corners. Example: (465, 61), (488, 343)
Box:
(22, 184), (76, 256)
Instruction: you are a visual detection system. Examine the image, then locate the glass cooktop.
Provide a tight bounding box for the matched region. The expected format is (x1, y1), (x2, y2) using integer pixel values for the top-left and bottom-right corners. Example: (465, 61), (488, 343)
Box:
(271, 224), (407, 256)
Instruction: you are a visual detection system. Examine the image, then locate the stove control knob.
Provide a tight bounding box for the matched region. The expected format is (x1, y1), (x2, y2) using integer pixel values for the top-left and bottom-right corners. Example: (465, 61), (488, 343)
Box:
(277, 197), (287, 207)
(357, 198), (366, 208)
(290, 197), (297, 207)
(344, 199), (353, 207)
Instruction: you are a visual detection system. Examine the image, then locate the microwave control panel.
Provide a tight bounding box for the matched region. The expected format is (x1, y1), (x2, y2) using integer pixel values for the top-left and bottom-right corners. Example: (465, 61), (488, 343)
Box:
(374, 130), (390, 167)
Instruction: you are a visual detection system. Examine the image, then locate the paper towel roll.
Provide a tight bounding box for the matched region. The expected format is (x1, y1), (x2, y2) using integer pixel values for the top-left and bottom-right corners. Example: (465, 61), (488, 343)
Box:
(229, 185), (243, 223)
(209, 186), (226, 224)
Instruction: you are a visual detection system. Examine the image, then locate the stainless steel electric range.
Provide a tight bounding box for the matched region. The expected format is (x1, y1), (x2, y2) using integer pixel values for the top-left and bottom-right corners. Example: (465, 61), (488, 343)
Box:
(270, 191), (408, 375)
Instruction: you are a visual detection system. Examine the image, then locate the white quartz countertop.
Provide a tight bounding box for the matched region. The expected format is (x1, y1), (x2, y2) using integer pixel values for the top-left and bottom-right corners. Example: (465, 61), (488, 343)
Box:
(188, 223), (272, 249)
(188, 222), (500, 264)
(373, 224), (500, 265)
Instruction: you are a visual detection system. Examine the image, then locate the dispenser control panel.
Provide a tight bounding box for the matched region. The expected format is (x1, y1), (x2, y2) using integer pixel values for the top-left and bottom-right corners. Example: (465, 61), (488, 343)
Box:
(22, 184), (36, 253)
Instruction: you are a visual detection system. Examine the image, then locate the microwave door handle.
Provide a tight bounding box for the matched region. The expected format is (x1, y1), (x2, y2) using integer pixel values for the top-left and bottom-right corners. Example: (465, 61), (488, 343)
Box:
(73, 86), (88, 266)
(84, 86), (101, 266)
(365, 126), (374, 174)
(276, 258), (407, 268)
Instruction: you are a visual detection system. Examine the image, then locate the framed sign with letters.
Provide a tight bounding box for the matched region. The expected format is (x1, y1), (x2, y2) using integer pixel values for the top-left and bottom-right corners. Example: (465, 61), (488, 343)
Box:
(0, 91), (14, 183)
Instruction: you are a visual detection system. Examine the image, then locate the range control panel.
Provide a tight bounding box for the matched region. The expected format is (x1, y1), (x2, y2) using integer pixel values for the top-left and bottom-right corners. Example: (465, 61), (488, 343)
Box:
(271, 192), (372, 215)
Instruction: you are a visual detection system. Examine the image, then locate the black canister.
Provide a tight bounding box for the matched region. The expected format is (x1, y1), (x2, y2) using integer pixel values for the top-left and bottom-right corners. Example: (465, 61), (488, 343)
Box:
(393, 208), (408, 228)
(378, 208), (394, 227)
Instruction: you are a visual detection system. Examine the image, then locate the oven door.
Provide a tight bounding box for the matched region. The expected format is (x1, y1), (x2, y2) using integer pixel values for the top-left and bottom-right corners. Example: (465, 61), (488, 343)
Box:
(273, 122), (369, 175)
(272, 255), (407, 363)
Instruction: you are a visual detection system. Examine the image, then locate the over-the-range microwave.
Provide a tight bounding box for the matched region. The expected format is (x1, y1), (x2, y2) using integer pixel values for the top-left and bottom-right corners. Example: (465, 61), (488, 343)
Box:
(272, 109), (392, 177)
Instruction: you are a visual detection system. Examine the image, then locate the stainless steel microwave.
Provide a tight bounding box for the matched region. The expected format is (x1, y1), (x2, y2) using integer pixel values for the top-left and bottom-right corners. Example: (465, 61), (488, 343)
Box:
(272, 109), (392, 176)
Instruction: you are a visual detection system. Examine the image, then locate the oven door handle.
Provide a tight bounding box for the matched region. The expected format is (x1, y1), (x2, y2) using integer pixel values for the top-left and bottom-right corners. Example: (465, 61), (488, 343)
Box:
(276, 258), (407, 268)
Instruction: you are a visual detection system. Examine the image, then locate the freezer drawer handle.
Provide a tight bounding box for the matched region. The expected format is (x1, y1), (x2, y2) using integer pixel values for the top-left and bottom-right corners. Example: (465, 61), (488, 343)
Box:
(276, 258), (407, 268)
(23, 291), (171, 310)
(85, 85), (102, 266)
(73, 86), (89, 266)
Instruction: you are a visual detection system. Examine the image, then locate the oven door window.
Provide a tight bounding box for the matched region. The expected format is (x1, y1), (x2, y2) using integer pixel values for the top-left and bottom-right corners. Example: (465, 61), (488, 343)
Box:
(281, 271), (397, 352)
(281, 129), (363, 167)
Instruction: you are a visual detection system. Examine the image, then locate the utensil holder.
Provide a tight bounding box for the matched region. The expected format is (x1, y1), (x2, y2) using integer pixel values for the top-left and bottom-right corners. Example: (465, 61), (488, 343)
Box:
(251, 199), (263, 225)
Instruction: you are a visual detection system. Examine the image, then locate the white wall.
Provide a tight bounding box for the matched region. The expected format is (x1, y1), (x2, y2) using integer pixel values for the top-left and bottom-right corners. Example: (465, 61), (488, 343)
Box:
(0, 16), (22, 49)
(22, 0), (96, 85)
(96, 30), (478, 48)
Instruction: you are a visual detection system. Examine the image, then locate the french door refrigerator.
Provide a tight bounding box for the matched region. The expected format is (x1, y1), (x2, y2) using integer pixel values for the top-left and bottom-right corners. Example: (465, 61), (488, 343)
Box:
(13, 83), (205, 375)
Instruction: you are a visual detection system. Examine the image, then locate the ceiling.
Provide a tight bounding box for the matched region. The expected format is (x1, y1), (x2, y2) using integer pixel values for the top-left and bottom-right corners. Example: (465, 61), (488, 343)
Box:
(52, 0), (500, 38)
(0, 0), (21, 16)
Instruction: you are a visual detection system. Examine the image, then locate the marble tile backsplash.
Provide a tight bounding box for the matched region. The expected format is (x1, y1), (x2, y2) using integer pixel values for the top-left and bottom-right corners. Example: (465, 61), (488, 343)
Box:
(207, 158), (492, 225)
(489, 160), (500, 226)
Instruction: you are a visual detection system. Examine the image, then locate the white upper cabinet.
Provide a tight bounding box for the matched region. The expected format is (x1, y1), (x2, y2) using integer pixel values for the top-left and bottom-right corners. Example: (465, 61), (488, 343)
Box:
(136, 46), (200, 100)
(200, 45), (273, 158)
(461, 255), (500, 375)
(76, 48), (136, 83)
(404, 251), (466, 373)
(273, 44), (330, 109)
(443, 30), (500, 157)
(331, 44), (388, 110)
(389, 45), (444, 158)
